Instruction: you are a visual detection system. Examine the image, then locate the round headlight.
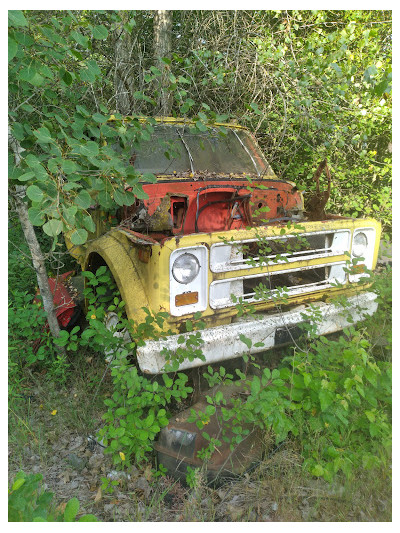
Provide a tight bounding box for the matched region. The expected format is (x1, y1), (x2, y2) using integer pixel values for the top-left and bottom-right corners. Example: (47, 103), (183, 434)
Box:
(352, 232), (368, 257)
(172, 253), (200, 284)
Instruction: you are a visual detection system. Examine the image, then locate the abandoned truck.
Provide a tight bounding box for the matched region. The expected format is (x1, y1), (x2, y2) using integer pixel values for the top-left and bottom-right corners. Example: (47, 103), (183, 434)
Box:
(65, 117), (381, 374)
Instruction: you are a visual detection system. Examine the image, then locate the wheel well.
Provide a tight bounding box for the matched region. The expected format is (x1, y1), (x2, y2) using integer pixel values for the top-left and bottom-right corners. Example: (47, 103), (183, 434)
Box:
(86, 252), (107, 273)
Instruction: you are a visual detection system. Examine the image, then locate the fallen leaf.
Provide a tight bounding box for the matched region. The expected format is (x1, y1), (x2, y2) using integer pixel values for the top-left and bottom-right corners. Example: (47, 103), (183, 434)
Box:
(119, 451), (126, 461)
(51, 410), (57, 416)
(94, 486), (102, 503)
(59, 471), (71, 483)
(56, 502), (67, 514)
(144, 464), (153, 482)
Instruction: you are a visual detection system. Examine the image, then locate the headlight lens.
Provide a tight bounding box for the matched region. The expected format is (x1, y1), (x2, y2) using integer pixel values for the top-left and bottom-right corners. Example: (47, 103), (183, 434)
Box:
(352, 232), (368, 257)
(172, 253), (200, 284)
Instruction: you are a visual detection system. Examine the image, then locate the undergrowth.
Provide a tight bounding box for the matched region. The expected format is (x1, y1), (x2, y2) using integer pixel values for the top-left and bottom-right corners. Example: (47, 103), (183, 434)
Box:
(8, 248), (391, 521)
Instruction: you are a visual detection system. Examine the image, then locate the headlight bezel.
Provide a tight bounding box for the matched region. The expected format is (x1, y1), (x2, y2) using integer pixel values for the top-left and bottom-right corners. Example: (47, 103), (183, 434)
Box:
(169, 245), (208, 316)
(350, 227), (377, 282)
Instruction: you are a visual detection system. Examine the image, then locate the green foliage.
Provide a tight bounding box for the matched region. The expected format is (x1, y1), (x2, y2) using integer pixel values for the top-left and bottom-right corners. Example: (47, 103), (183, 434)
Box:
(188, 307), (391, 483)
(8, 290), (57, 368)
(99, 361), (192, 467)
(8, 10), (156, 246)
(8, 471), (99, 522)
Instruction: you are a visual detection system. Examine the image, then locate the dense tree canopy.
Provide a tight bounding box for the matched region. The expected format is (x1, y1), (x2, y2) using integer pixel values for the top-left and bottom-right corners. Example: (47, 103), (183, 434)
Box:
(9, 9), (392, 245)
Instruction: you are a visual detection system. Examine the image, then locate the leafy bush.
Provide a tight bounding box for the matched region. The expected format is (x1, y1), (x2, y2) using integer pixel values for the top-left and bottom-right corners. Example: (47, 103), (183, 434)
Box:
(100, 361), (193, 467)
(8, 290), (56, 368)
(187, 316), (391, 484)
(8, 471), (98, 522)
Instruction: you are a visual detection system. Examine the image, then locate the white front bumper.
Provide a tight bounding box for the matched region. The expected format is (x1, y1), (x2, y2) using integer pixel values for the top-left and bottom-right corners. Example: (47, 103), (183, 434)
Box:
(137, 291), (377, 374)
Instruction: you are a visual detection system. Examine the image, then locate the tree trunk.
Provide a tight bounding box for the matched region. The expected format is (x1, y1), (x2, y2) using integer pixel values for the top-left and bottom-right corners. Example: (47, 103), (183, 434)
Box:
(8, 128), (62, 339)
(114, 11), (135, 115)
(153, 10), (173, 116)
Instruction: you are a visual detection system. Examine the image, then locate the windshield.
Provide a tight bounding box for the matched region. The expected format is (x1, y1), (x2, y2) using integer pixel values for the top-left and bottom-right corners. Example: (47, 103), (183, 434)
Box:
(127, 124), (271, 176)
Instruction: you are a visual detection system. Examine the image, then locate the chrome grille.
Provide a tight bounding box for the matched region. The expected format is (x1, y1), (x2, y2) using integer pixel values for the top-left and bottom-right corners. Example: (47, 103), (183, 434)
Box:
(209, 229), (350, 309)
(210, 230), (350, 272)
(210, 262), (347, 309)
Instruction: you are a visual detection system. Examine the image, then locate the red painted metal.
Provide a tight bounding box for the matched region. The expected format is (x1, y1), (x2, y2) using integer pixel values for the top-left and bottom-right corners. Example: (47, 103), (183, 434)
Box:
(122, 178), (303, 236)
(34, 271), (77, 329)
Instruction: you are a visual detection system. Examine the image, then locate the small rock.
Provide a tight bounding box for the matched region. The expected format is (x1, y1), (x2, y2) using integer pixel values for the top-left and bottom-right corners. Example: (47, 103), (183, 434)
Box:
(271, 501), (278, 512)
(88, 454), (104, 471)
(132, 476), (151, 499)
(69, 436), (84, 451)
(227, 504), (244, 521)
(67, 453), (87, 472)
(104, 503), (115, 513)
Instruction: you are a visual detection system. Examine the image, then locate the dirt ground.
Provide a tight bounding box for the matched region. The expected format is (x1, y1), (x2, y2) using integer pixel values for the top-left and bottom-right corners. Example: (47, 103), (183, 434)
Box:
(8, 409), (392, 523)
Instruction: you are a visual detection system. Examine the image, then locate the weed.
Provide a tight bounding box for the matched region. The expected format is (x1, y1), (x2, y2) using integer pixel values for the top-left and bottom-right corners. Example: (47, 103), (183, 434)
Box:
(8, 471), (99, 522)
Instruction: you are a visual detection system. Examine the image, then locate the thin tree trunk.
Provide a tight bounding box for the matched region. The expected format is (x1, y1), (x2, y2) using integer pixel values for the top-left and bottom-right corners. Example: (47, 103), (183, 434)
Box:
(8, 128), (61, 339)
(153, 10), (173, 116)
(114, 11), (134, 115)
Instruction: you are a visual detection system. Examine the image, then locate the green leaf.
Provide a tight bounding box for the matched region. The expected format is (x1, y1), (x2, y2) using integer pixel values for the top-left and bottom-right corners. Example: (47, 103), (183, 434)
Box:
(43, 219), (63, 237)
(33, 127), (53, 144)
(76, 105), (90, 117)
(375, 80), (389, 97)
(11, 477), (26, 491)
(311, 464), (325, 477)
(61, 159), (77, 174)
(251, 376), (261, 396)
(92, 25), (108, 40)
(93, 112), (108, 123)
(74, 189), (92, 209)
(63, 206), (77, 225)
(113, 188), (128, 206)
(239, 333), (252, 349)
(19, 65), (44, 86)
(78, 514), (98, 522)
(17, 171), (35, 182)
(26, 185), (44, 203)
(8, 10), (28, 27)
(319, 389), (333, 412)
(70, 228), (88, 245)
(83, 214), (96, 233)
(70, 30), (89, 48)
(250, 102), (262, 115)
(64, 497), (80, 522)
(195, 121), (207, 132)
(130, 184), (149, 200)
(8, 38), (18, 62)
(80, 141), (99, 157)
(28, 207), (45, 226)
(98, 190), (113, 209)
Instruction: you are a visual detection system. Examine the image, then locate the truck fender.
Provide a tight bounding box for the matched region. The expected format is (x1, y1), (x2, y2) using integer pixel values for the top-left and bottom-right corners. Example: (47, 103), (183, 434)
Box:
(83, 231), (150, 324)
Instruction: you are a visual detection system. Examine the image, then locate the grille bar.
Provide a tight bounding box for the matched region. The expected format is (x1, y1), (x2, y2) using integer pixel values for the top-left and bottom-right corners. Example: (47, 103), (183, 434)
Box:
(210, 230), (350, 272)
(209, 261), (347, 309)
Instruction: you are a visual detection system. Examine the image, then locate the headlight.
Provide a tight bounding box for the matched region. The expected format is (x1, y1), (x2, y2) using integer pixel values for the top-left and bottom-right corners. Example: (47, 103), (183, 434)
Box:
(172, 253), (200, 284)
(352, 232), (368, 257)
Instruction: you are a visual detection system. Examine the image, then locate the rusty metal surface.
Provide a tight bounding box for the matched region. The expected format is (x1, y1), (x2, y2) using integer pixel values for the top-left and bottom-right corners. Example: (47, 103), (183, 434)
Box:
(154, 382), (263, 481)
(305, 159), (332, 221)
